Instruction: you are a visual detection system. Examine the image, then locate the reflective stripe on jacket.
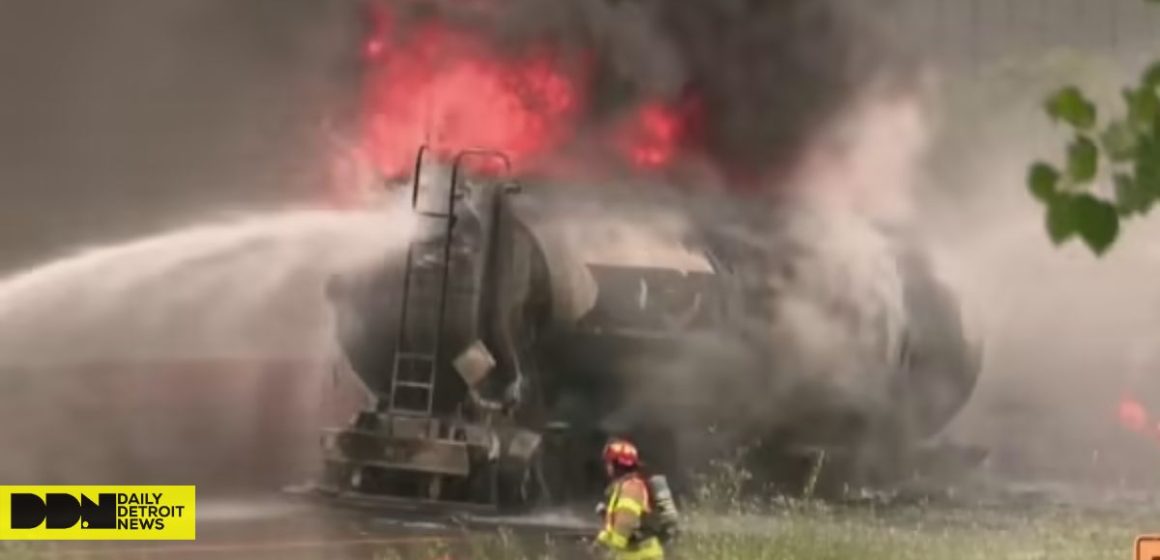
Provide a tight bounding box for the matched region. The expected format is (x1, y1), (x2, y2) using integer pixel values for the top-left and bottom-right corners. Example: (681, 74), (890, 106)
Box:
(596, 474), (664, 560)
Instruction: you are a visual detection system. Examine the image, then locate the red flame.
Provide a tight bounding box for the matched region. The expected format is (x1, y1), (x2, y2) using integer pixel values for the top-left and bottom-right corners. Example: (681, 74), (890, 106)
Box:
(337, 2), (703, 204)
(363, 37), (386, 59)
(617, 102), (685, 170)
(358, 5), (582, 178)
(1116, 392), (1160, 449)
(1119, 395), (1150, 433)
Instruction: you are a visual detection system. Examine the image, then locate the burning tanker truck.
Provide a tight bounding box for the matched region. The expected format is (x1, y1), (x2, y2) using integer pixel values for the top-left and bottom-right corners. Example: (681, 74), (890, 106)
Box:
(313, 148), (983, 511)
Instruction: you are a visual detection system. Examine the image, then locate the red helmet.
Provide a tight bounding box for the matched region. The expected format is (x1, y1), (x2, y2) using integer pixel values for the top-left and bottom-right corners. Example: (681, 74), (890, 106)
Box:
(602, 439), (640, 468)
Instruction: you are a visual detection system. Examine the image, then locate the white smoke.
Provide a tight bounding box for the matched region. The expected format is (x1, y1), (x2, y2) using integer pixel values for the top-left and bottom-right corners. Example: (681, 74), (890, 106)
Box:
(788, 81), (932, 225)
(613, 84), (964, 464)
(757, 85), (936, 411)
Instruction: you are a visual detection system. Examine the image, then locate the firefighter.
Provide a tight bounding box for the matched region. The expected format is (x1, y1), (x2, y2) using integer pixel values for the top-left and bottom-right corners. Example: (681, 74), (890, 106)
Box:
(592, 438), (666, 560)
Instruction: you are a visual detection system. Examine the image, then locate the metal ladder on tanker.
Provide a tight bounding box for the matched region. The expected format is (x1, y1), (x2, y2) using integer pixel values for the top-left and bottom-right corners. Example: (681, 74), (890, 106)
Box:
(386, 244), (445, 416)
(385, 147), (512, 417)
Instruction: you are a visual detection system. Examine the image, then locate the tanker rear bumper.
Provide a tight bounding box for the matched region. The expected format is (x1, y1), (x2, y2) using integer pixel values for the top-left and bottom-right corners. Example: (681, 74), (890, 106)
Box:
(317, 411), (500, 503)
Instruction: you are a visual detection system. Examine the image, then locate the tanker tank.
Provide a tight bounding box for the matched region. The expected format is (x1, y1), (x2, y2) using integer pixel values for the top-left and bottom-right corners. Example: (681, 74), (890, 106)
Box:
(317, 155), (982, 508)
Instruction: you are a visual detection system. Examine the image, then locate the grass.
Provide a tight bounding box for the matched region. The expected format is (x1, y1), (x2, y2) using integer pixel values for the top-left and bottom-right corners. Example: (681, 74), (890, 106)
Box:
(0, 503), (1149, 559)
(674, 504), (1151, 560)
(365, 500), (1154, 560)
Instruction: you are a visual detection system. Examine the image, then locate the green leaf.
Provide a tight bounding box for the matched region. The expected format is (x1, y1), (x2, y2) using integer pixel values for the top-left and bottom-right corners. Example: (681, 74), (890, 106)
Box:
(1099, 119), (1139, 162)
(1046, 194), (1077, 244)
(1028, 162), (1060, 202)
(1071, 194), (1120, 255)
(1138, 159), (1160, 196)
(1066, 135), (1099, 183)
(1045, 86), (1097, 130)
(1113, 173), (1149, 216)
(1144, 61), (1160, 90)
(1124, 86), (1160, 133)
(1137, 136), (1160, 195)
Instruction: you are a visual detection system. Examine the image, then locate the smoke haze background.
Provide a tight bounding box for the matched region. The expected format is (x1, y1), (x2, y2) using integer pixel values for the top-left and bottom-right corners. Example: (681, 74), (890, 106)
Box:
(0, 0), (363, 271)
(0, 0), (1159, 494)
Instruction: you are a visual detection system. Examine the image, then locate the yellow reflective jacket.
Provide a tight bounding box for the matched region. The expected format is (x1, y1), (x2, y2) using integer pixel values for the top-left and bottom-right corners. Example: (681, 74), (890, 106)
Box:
(595, 473), (664, 560)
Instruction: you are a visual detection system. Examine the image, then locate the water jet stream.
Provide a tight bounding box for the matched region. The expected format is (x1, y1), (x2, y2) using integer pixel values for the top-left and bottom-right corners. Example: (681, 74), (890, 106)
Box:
(0, 198), (414, 492)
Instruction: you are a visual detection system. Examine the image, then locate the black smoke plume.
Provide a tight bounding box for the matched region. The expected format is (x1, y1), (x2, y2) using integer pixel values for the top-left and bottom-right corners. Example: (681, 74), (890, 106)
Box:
(379, 0), (908, 187)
